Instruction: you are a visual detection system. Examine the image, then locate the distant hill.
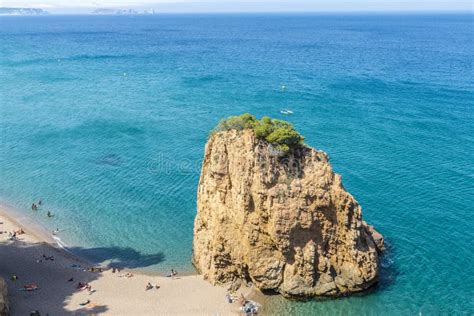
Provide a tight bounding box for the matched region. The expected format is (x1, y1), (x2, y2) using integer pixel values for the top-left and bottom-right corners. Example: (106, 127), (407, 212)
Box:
(0, 7), (49, 15)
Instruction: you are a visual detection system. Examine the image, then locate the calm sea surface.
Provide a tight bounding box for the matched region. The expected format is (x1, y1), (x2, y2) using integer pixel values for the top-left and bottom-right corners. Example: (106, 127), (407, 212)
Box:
(0, 14), (473, 314)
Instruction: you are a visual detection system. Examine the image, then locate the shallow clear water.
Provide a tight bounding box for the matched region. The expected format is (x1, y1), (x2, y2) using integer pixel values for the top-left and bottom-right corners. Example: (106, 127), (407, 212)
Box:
(0, 14), (473, 314)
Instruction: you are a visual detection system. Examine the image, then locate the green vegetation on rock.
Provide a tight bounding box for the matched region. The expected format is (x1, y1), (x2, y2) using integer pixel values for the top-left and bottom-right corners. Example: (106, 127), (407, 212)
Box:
(212, 113), (304, 152)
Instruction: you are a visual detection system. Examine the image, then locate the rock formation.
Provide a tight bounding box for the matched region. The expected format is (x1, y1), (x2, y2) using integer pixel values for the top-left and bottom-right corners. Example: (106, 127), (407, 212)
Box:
(193, 128), (384, 298)
(0, 277), (9, 316)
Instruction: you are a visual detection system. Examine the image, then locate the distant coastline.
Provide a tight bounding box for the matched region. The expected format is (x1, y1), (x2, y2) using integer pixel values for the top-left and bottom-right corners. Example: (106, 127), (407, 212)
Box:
(91, 8), (157, 15)
(1, 6), (472, 16)
(0, 8), (49, 16)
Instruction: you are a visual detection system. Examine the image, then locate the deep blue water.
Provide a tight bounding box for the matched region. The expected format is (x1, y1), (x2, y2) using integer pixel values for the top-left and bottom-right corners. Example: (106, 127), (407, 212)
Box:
(0, 14), (473, 314)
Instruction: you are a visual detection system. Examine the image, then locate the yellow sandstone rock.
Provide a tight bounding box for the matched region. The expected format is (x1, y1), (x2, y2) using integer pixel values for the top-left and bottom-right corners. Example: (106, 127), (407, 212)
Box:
(193, 129), (383, 298)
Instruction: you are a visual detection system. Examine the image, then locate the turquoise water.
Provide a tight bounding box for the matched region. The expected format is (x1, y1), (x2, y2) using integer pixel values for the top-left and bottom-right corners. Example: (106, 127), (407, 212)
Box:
(1, 14), (473, 314)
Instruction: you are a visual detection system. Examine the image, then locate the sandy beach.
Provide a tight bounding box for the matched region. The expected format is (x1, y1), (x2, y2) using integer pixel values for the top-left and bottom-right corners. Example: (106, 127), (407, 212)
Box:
(0, 207), (261, 315)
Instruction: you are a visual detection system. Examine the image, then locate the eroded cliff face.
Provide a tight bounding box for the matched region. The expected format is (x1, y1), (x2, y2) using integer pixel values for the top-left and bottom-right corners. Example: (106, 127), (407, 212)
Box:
(192, 130), (383, 298)
(0, 277), (8, 316)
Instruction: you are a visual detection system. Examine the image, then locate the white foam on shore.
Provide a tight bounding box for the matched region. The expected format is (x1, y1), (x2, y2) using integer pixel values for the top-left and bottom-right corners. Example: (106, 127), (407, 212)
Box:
(52, 235), (67, 249)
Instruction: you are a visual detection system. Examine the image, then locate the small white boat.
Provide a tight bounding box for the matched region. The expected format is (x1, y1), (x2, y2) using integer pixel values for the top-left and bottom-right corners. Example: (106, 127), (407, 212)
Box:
(280, 109), (294, 115)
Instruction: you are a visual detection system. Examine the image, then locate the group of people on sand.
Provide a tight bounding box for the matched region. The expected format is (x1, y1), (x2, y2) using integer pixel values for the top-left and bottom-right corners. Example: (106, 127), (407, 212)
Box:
(9, 275), (39, 292)
(239, 294), (260, 315)
(146, 282), (160, 291)
(7, 227), (25, 240)
(118, 272), (134, 278)
(144, 269), (178, 291)
(225, 292), (261, 315)
(77, 282), (95, 294)
(21, 283), (39, 292)
(36, 254), (54, 263)
(225, 293), (246, 305)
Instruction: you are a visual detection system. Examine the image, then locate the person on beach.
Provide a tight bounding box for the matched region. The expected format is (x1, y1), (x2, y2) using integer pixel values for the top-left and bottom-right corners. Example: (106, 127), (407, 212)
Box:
(31, 203), (37, 211)
(47, 211), (54, 218)
(22, 283), (39, 291)
(9, 231), (17, 240)
(145, 282), (160, 290)
(79, 299), (91, 306)
(239, 294), (246, 306)
(38, 199), (42, 205)
(119, 272), (133, 278)
(77, 282), (92, 292)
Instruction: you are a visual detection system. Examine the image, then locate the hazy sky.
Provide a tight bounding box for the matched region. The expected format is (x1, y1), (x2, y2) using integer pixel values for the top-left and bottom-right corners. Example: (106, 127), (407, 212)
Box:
(2, 0), (473, 12)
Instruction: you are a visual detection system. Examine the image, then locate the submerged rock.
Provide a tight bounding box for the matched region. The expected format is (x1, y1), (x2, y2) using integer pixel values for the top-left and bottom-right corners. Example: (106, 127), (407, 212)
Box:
(193, 128), (384, 298)
(0, 277), (9, 316)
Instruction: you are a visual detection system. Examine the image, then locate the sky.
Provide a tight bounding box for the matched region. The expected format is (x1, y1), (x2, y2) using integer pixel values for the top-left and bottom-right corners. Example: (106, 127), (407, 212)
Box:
(2, 0), (473, 13)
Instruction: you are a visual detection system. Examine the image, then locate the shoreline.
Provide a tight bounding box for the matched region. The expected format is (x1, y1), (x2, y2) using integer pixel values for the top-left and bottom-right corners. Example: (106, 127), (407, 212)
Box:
(0, 202), (57, 246)
(0, 203), (100, 268)
(0, 205), (264, 315)
(0, 201), (197, 277)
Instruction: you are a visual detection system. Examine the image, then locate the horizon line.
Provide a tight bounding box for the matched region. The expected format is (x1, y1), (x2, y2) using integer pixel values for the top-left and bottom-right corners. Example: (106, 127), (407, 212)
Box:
(1, 8), (473, 15)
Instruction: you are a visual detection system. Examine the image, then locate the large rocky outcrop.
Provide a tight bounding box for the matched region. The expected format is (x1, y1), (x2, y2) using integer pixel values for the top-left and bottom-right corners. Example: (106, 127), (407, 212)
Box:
(0, 277), (9, 316)
(193, 129), (383, 298)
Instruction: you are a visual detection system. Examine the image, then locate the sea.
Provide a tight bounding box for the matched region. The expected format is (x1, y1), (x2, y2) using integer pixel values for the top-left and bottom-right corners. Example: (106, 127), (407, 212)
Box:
(0, 13), (473, 315)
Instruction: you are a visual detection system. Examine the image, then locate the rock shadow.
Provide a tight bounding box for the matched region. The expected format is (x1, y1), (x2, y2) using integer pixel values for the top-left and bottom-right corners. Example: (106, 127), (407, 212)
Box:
(69, 246), (165, 269)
